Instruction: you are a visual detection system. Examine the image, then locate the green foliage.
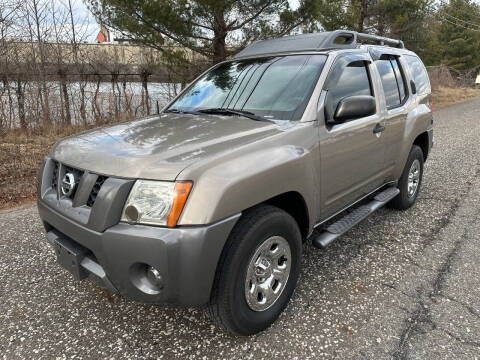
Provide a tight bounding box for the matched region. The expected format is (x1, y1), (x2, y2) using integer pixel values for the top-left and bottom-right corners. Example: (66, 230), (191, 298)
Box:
(437, 0), (480, 71)
(303, 0), (354, 31)
(87, 0), (314, 65)
(87, 0), (480, 72)
(373, 0), (439, 64)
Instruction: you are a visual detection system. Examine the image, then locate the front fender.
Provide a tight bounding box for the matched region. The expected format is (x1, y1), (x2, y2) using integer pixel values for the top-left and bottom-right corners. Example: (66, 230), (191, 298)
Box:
(178, 144), (318, 228)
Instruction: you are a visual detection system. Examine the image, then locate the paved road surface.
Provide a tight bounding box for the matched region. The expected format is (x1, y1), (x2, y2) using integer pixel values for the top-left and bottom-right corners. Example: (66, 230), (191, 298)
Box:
(1, 99), (480, 359)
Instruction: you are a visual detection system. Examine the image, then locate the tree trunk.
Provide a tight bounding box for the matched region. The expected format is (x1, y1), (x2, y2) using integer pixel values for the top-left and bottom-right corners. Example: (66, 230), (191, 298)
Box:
(111, 74), (119, 121)
(79, 82), (87, 126)
(3, 78), (14, 129)
(142, 74), (150, 115)
(60, 77), (71, 125)
(93, 76), (101, 122)
(122, 76), (131, 115)
(212, 31), (227, 64)
(0, 80), (6, 132)
(212, 8), (228, 64)
(357, 0), (368, 32)
(59, 82), (65, 124)
(16, 79), (26, 129)
(115, 81), (122, 117)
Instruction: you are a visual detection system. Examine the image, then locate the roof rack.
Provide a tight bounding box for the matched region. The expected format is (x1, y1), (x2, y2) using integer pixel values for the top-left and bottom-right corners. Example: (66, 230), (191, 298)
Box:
(234, 30), (404, 59)
(355, 32), (404, 49)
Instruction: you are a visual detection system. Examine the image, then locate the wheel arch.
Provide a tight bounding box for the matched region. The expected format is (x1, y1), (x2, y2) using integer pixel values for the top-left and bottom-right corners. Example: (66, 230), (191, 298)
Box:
(262, 191), (310, 240)
(413, 131), (430, 161)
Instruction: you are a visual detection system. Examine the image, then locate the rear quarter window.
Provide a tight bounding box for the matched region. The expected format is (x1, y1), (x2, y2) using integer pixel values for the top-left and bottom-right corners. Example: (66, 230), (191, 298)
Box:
(376, 60), (401, 108)
(405, 55), (431, 95)
(375, 57), (408, 108)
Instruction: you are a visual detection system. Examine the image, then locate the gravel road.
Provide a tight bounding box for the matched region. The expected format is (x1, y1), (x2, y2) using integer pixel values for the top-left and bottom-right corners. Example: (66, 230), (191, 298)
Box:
(1, 99), (480, 359)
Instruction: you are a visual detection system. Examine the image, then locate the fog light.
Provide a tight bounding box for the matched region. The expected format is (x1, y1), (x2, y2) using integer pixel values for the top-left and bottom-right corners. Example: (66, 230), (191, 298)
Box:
(146, 266), (164, 289)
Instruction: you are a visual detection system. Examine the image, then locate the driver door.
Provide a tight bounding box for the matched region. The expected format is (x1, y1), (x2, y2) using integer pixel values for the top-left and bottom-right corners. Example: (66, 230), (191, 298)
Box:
(318, 53), (387, 219)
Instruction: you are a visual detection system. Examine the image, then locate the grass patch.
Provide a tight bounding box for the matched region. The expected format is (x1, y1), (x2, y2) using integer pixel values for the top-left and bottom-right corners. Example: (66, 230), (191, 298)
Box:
(0, 124), (100, 210)
(433, 87), (480, 108)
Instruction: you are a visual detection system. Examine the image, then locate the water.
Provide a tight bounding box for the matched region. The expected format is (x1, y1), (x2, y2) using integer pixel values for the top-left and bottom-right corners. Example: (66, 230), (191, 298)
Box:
(0, 80), (182, 128)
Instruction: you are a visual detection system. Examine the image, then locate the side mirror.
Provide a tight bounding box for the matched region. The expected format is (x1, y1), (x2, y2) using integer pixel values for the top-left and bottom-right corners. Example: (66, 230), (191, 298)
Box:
(332, 95), (376, 123)
(410, 80), (417, 94)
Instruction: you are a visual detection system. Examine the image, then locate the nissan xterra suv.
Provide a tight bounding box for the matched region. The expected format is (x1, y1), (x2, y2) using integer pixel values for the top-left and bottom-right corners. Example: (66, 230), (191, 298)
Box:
(37, 30), (433, 335)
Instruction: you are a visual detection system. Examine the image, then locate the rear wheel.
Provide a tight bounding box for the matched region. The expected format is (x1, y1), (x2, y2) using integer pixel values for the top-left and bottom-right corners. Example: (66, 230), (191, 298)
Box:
(207, 205), (302, 335)
(389, 145), (424, 210)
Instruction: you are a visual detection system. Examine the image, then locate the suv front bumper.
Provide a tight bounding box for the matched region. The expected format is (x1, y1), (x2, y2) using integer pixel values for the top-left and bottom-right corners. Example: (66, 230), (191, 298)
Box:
(38, 200), (239, 305)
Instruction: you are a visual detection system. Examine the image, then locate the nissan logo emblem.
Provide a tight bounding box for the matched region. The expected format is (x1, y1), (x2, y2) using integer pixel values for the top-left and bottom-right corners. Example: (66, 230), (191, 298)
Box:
(61, 173), (76, 197)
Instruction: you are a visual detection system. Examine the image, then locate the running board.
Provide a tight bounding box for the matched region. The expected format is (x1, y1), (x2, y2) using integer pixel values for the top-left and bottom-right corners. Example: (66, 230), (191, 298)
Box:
(311, 187), (400, 249)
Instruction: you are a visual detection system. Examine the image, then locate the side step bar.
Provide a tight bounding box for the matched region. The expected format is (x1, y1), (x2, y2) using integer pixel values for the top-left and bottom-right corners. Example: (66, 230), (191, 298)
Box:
(312, 187), (400, 249)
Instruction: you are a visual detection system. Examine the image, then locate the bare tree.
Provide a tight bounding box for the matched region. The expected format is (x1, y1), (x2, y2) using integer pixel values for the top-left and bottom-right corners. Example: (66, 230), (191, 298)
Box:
(0, 0), (189, 132)
(0, 1), (21, 131)
(66, 0), (91, 125)
(50, 0), (72, 125)
(23, 0), (52, 126)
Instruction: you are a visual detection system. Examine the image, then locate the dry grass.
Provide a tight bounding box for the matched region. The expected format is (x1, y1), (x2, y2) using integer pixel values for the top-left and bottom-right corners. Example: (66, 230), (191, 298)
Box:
(1, 88), (480, 210)
(432, 87), (480, 108)
(0, 125), (101, 210)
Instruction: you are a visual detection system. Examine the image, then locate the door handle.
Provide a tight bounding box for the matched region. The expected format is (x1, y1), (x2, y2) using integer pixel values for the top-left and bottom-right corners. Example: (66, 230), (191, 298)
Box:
(373, 123), (385, 134)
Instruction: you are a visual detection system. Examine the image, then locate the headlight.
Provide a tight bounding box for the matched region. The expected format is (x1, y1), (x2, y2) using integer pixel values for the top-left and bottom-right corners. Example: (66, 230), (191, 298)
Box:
(121, 180), (192, 227)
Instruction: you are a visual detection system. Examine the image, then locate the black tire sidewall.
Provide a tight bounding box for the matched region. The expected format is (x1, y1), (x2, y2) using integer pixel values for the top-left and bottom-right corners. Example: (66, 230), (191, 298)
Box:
(398, 145), (424, 208)
(222, 208), (302, 335)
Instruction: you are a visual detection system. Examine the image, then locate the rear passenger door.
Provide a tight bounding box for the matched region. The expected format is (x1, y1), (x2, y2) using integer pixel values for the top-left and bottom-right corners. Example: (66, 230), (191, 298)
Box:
(373, 55), (410, 177)
(319, 53), (386, 217)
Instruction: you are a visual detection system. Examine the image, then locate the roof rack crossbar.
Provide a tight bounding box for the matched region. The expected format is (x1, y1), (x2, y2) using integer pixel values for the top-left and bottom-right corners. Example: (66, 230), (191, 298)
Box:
(355, 32), (404, 49)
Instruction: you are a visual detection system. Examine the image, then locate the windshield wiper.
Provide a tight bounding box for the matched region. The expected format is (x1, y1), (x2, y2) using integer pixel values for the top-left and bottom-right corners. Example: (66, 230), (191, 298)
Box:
(197, 108), (272, 122)
(164, 108), (200, 115)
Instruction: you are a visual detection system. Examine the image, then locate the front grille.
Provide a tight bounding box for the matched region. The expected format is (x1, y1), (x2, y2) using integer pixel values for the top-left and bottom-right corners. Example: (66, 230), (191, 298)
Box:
(49, 160), (108, 206)
(87, 175), (108, 207)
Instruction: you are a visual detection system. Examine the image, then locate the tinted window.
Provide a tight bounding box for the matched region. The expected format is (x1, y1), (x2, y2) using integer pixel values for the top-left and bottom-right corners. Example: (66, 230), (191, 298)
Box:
(243, 55), (327, 120)
(405, 55), (430, 94)
(376, 60), (401, 108)
(169, 55), (327, 121)
(391, 59), (407, 101)
(325, 61), (372, 120)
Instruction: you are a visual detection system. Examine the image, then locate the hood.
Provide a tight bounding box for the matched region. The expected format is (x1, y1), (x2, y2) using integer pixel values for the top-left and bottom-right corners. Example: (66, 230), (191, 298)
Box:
(51, 113), (285, 180)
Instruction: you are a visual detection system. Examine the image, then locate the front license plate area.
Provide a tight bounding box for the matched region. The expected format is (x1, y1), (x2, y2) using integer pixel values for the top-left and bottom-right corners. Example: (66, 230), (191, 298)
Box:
(51, 232), (89, 281)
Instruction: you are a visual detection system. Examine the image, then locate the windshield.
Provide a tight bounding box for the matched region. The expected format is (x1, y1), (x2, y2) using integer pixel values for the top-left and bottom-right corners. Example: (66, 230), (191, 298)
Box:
(168, 54), (327, 121)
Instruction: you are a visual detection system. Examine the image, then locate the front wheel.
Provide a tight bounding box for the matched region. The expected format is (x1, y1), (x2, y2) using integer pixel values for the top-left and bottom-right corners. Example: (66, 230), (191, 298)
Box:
(389, 145), (424, 210)
(207, 205), (302, 335)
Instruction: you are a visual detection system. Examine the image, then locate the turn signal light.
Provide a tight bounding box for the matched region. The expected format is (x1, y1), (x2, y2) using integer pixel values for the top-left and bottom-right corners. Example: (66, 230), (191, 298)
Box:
(167, 182), (193, 227)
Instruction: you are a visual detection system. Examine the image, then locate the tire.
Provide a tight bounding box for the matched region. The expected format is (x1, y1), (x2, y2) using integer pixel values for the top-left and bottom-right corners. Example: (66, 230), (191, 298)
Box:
(207, 204), (302, 335)
(389, 145), (424, 210)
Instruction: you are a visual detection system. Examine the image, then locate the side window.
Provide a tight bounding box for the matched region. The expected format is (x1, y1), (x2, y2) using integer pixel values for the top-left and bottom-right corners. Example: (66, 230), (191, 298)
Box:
(376, 60), (400, 108)
(405, 55), (431, 94)
(391, 59), (407, 101)
(375, 57), (408, 108)
(324, 61), (373, 121)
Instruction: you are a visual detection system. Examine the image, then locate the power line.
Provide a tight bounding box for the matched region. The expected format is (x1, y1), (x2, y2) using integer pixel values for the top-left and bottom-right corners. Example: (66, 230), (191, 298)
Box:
(440, 8), (480, 28)
(435, 13), (480, 32)
(427, 4), (480, 28)
(437, 0), (480, 22)
(426, 3), (480, 32)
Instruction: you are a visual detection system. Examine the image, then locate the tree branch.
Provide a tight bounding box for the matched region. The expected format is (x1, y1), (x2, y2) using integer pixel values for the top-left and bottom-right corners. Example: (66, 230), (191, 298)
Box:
(227, 0), (277, 31)
(130, 10), (211, 56)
